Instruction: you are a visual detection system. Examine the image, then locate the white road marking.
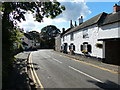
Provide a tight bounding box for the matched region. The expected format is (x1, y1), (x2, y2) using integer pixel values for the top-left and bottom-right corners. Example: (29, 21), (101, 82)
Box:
(46, 55), (51, 58)
(69, 66), (103, 83)
(52, 58), (63, 64)
(46, 55), (62, 64)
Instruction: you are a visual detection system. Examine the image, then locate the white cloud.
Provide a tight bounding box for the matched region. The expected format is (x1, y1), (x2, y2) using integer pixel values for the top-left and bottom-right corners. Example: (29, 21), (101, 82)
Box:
(56, 2), (91, 21)
(18, 1), (91, 32)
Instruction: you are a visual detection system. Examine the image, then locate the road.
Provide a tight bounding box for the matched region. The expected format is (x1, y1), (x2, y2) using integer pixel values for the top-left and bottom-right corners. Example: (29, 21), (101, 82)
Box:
(30, 49), (119, 89)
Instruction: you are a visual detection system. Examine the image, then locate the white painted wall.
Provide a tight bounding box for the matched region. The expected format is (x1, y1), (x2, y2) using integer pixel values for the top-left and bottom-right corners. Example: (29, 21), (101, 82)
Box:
(98, 22), (120, 39)
(61, 24), (103, 58)
(61, 21), (120, 59)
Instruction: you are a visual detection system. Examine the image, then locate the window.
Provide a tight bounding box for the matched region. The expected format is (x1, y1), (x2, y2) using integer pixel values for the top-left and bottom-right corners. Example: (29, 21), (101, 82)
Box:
(69, 43), (75, 51)
(83, 44), (87, 51)
(80, 42), (92, 53)
(63, 43), (68, 53)
(83, 29), (89, 38)
(70, 33), (74, 40)
(87, 44), (92, 53)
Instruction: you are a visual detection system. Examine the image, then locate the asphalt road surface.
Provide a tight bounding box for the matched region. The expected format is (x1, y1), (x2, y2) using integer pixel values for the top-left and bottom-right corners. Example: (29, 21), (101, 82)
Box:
(31, 49), (119, 89)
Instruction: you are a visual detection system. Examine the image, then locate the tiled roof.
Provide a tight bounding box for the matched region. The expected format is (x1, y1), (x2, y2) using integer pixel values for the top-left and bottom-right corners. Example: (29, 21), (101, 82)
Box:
(100, 11), (120, 26)
(63, 12), (107, 36)
(61, 27), (73, 37)
(61, 11), (120, 36)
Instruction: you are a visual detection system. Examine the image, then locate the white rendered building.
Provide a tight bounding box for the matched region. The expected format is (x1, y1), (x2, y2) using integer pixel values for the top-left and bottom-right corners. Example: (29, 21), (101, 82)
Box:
(59, 4), (120, 65)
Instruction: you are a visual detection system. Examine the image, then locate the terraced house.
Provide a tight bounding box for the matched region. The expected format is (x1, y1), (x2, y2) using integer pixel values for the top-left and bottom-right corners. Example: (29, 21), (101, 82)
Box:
(56, 4), (120, 65)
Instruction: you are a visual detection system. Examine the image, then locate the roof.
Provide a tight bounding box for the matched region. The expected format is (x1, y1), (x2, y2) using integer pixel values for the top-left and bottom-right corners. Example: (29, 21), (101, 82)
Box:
(61, 27), (73, 37)
(63, 12), (107, 36)
(100, 11), (120, 26)
(61, 11), (120, 36)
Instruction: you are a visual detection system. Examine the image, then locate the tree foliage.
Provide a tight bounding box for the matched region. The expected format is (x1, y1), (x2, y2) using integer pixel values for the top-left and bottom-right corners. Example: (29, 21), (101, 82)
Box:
(2, 1), (65, 86)
(40, 25), (61, 49)
(28, 31), (40, 43)
(2, 2), (65, 22)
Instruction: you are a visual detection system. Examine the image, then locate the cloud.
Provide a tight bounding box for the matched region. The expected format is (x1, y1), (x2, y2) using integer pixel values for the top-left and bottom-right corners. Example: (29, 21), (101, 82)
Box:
(56, 2), (91, 21)
(18, 1), (91, 32)
(18, 12), (41, 32)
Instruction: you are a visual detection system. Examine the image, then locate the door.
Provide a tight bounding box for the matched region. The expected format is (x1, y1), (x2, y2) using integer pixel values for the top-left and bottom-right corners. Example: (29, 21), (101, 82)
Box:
(105, 40), (120, 65)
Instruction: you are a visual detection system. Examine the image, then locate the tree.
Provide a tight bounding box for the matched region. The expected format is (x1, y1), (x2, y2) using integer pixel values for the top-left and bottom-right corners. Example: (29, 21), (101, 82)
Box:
(40, 25), (61, 49)
(28, 31), (40, 46)
(2, 1), (65, 87)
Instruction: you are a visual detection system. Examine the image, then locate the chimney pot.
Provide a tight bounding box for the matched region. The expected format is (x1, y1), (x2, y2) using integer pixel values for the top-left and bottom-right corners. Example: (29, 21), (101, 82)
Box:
(79, 16), (83, 25)
(62, 28), (65, 33)
(70, 20), (73, 28)
(75, 21), (77, 26)
(113, 4), (120, 12)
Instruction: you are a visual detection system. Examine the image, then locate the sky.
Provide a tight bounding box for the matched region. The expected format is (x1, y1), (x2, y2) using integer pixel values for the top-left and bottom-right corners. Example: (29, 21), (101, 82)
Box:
(17, 0), (119, 33)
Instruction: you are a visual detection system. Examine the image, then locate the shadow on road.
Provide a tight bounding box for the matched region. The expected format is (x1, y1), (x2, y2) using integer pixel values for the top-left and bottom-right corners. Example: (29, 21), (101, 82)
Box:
(3, 58), (30, 90)
(3, 57), (40, 90)
(27, 62), (40, 70)
(87, 80), (120, 90)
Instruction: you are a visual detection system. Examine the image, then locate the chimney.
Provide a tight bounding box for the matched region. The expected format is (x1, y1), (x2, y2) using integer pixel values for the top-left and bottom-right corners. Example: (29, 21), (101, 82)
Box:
(113, 4), (120, 12)
(70, 20), (73, 28)
(79, 16), (83, 25)
(62, 28), (65, 33)
(75, 21), (77, 26)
